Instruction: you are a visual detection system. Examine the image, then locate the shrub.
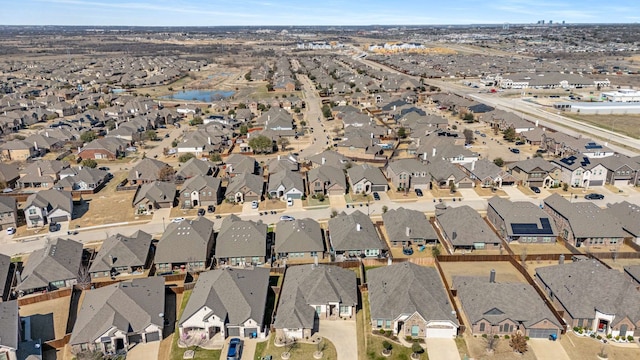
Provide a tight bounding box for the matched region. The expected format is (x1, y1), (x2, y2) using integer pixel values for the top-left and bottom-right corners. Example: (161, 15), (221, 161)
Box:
(573, 327), (580, 332)
(386, 330), (393, 337)
(382, 340), (392, 351)
(615, 335), (620, 341)
(525, 336), (530, 340)
(597, 335), (602, 340)
(405, 336), (412, 342)
(590, 333), (596, 338)
(379, 329), (386, 335)
(607, 334), (612, 339)
(504, 335), (510, 339)
(411, 342), (423, 354)
(494, 335), (500, 339)
(627, 335), (634, 342)
(482, 334), (488, 338)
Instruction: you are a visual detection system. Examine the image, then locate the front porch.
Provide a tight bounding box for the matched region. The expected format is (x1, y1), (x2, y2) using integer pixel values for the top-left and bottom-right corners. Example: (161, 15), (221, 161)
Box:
(178, 328), (225, 350)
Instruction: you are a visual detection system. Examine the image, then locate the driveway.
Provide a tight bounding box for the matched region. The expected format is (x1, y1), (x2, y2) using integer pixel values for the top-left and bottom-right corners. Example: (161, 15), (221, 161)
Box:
(501, 186), (530, 201)
(317, 319), (357, 360)
(126, 341), (160, 360)
(457, 188), (481, 200)
(529, 338), (570, 360)
(425, 338), (461, 360)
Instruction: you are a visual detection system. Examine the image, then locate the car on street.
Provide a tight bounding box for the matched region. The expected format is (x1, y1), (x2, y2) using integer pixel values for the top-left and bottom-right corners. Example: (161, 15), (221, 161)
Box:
(530, 186), (541, 193)
(585, 193), (605, 200)
(415, 189), (423, 197)
(510, 148), (520, 154)
(227, 338), (242, 360)
(6, 227), (16, 235)
(207, 205), (215, 213)
(280, 215), (295, 221)
(515, 141), (525, 146)
(480, 133), (486, 137)
(171, 217), (185, 223)
(49, 222), (60, 232)
(536, 149), (548, 154)
(372, 192), (380, 201)
(197, 208), (205, 216)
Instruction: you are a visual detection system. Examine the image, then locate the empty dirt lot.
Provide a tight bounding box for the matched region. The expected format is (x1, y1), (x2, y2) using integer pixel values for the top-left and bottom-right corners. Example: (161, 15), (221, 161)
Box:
(439, 261), (527, 285)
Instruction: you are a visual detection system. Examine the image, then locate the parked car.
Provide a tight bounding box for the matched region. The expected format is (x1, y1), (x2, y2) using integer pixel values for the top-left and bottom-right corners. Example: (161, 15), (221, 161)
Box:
(530, 186), (541, 193)
(536, 149), (548, 154)
(49, 222), (60, 232)
(510, 148), (520, 154)
(585, 193), (605, 200)
(6, 227), (16, 235)
(227, 338), (242, 360)
(403, 247), (414, 256)
(197, 208), (205, 216)
(372, 192), (380, 201)
(251, 200), (259, 209)
(171, 217), (185, 223)
(480, 133), (487, 137)
(207, 205), (215, 213)
(415, 189), (423, 197)
(280, 215), (295, 221)
(515, 141), (525, 146)
(287, 198), (294, 207)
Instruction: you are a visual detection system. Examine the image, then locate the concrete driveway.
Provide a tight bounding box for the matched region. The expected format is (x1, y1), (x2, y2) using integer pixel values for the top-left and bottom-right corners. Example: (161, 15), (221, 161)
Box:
(126, 341), (160, 360)
(425, 338), (461, 360)
(501, 186), (530, 201)
(317, 319), (357, 360)
(529, 338), (570, 360)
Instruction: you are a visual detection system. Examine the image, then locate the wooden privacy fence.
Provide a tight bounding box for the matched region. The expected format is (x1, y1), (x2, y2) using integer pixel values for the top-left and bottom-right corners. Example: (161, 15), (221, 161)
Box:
(17, 288), (71, 306)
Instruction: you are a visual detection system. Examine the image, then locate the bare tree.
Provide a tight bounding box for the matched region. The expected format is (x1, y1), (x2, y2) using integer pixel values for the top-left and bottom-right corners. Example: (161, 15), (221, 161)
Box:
(509, 332), (528, 353)
(485, 333), (499, 352)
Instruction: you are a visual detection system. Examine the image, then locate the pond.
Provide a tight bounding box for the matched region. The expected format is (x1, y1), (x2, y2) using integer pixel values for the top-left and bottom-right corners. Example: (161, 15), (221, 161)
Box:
(161, 89), (235, 102)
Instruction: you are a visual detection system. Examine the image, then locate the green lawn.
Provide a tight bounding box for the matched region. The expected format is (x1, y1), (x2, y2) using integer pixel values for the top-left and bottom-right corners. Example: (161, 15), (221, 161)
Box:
(254, 333), (337, 360)
(169, 290), (221, 360)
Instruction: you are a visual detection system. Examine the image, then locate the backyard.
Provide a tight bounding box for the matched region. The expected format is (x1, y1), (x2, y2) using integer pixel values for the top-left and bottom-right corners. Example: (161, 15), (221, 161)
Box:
(561, 331), (640, 360)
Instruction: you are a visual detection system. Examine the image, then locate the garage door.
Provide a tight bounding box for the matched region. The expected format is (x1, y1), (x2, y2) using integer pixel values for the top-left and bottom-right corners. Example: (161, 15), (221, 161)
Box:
(458, 182), (473, 189)
(227, 327), (240, 337)
(145, 331), (160, 342)
(528, 328), (558, 339)
(372, 185), (387, 192)
(50, 215), (69, 223)
(426, 326), (456, 338)
(614, 179), (629, 186)
(589, 180), (604, 187)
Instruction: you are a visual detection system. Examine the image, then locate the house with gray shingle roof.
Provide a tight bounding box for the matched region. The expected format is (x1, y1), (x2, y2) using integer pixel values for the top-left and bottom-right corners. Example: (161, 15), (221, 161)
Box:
(16, 238), (83, 295)
(382, 208), (438, 247)
(24, 189), (73, 228)
(175, 158), (217, 181)
(225, 154), (259, 176)
(0, 197), (17, 232)
(274, 264), (357, 340)
(605, 201), (640, 244)
(308, 150), (350, 169)
(0, 300), (19, 359)
(128, 158), (174, 185)
(267, 170), (304, 201)
(508, 157), (561, 188)
(216, 215), (268, 267)
(89, 231), (153, 280)
(435, 205), (501, 252)
(384, 158), (431, 191)
(454, 275), (562, 338)
(18, 160), (70, 189)
(487, 196), (558, 243)
(274, 218), (325, 262)
(463, 159), (517, 188)
(347, 164), (388, 195)
(0, 163), (20, 189)
(155, 217), (214, 273)
(132, 181), (176, 215)
(368, 263), (459, 339)
(542, 193), (626, 248)
(178, 267), (270, 341)
(536, 260), (640, 337)
(70, 277), (165, 354)
(53, 167), (109, 192)
(0, 254), (13, 302)
(224, 173), (264, 203)
(178, 175), (221, 209)
(425, 159), (474, 190)
(327, 210), (386, 259)
(624, 266), (640, 285)
(307, 165), (347, 196)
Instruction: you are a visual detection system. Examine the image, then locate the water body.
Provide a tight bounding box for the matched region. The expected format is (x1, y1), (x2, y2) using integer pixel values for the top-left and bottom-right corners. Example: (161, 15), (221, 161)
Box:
(162, 89), (235, 102)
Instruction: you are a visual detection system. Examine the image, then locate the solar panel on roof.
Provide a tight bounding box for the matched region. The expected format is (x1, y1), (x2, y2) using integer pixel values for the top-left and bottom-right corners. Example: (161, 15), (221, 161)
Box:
(510, 218), (554, 235)
(585, 142), (603, 150)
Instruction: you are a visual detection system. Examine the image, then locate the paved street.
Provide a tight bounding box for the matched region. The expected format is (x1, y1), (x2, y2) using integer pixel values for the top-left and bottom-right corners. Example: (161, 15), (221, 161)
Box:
(424, 338), (461, 360)
(317, 319), (358, 360)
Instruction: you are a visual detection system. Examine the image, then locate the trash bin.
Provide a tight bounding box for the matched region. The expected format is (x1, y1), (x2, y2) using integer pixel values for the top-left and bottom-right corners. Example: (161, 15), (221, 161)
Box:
(549, 333), (558, 341)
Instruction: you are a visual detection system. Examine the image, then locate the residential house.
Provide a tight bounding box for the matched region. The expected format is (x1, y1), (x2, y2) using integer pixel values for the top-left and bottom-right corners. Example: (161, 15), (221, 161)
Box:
(78, 137), (128, 160)
(128, 158), (174, 185)
(69, 277), (165, 355)
(88, 231), (153, 280)
(552, 155), (607, 188)
(274, 218), (325, 262)
(274, 264), (357, 340)
(15, 238), (83, 295)
(435, 205), (501, 252)
(463, 159), (517, 188)
(132, 181), (177, 215)
(18, 160), (70, 189)
(266, 154), (299, 174)
(328, 210), (386, 259)
(308, 150), (350, 169)
(487, 197), (558, 243)
(216, 215), (268, 267)
(425, 159), (474, 190)
(382, 208), (438, 247)
(267, 170), (304, 201)
(0, 197), (17, 231)
(155, 217), (215, 274)
(596, 155), (640, 186)
(225, 154), (259, 176)
(0, 254), (13, 302)
(178, 267), (270, 341)
(508, 157), (560, 187)
(224, 173), (264, 203)
(416, 138), (479, 165)
(0, 164), (20, 189)
(0, 300), (18, 360)
(179, 175), (221, 209)
(0, 140), (36, 162)
(536, 260), (640, 337)
(605, 201), (640, 245)
(368, 263), (459, 339)
(53, 167), (109, 192)
(487, 110), (535, 133)
(24, 189), (73, 228)
(542, 193), (626, 248)
(454, 275), (562, 338)
(175, 158), (217, 181)
(306, 165), (347, 196)
(384, 158), (431, 191)
(347, 164), (388, 194)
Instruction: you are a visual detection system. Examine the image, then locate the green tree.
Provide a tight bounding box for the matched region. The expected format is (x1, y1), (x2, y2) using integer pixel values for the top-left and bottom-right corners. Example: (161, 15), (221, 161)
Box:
(321, 104), (332, 119)
(237, 103), (247, 109)
(106, 119), (116, 130)
(145, 130), (157, 141)
(81, 159), (98, 168)
(431, 244), (441, 258)
(239, 125), (248, 135)
(228, 109), (236, 116)
(299, 120), (306, 128)
(248, 135), (273, 154)
(493, 157), (505, 167)
(178, 153), (196, 163)
(209, 152), (222, 162)
(277, 137), (290, 152)
(503, 127), (516, 142)
(80, 130), (97, 143)
(397, 127), (406, 139)
(171, 140), (179, 148)
(463, 112), (475, 122)
(190, 116), (203, 126)
(244, 72), (251, 81)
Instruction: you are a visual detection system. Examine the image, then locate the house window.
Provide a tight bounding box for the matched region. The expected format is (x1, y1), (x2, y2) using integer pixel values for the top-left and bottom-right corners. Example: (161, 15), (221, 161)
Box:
(316, 306), (321, 315)
(377, 320), (383, 328)
(183, 193), (189, 198)
(29, 208), (36, 215)
(479, 322), (485, 332)
(339, 305), (349, 315)
(385, 320), (392, 328)
(310, 251), (318, 257)
(251, 256), (260, 263)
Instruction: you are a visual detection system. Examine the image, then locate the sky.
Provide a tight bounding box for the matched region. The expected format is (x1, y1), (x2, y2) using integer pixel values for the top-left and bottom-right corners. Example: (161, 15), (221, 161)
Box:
(1, 0), (639, 26)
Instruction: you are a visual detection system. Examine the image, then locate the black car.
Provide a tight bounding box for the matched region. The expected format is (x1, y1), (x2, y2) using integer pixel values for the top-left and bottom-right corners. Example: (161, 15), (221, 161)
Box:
(510, 148), (520, 154)
(415, 188), (423, 197)
(585, 193), (605, 200)
(207, 205), (215, 213)
(515, 141), (525, 146)
(372, 192), (380, 201)
(402, 247), (414, 256)
(49, 222), (60, 232)
(530, 186), (541, 193)
(197, 208), (206, 216)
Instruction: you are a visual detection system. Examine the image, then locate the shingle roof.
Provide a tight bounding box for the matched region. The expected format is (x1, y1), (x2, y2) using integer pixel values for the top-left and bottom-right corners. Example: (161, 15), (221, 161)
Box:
(347, 164), (387, 186)
(0, 300), (19, 350)
(133, 181), (176, 206)
(328, 210), (384, 252)
(454, 276), (561, 328)
(70, 277), (165, 345)
(0, 254), (11, 300)
(368, 263), (458, 325)
(178, 268), (269, 328)
(604, 201), (640, 237)
(435, 205), (501, 247)
(488, 196), (558, 237)
(382, 208), (437, 243)
(308, 150), (349, 168)
(128, 158), (172, 182)
(216, 215), (267, 258)
(155, 217), (214, 264)
(0, 196), (16, 214)
(16, 238), (83, 292)
(267, 170), (304, 194)
(543, 194), (626, 239)
(275, 218), (325, 254)
(225, 173), (264, 198)
(274, 265), (357, 329)
(180, 175), (221, 195)
(508, 157), (558, 173)
(307, 165), (346, 190)
(175, 158), (216, 179)
(89, 231), (152, 273)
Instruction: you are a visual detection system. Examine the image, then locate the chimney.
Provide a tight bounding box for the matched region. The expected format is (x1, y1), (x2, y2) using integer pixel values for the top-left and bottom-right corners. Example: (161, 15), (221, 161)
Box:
(387, 257), (392, 266)
(34, 141), (38, 151)
(406, 227), (411, 237)
(432, 147), (436, 157)
(422, 152), (427, 161)
(393, 105), (396, 111)
(45, 131), (49, 137)
(314, 255), (318, 267)
(356, 223), (361, 232)
(535, 120), (539, 127)
(208, 136), (211, 145)
(37, 166), (42, 177)
(321, 157), (326, 165)
(277, 155), (281, 160)
(489, 269), (496, 283)
(559, 254), (565, 265)
(471, 160), (475, 171)
(136, 170), (140, 179)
